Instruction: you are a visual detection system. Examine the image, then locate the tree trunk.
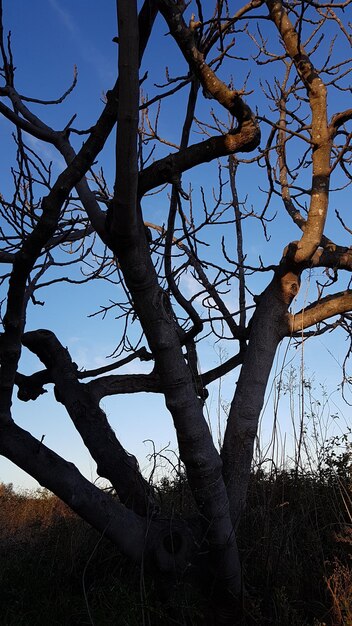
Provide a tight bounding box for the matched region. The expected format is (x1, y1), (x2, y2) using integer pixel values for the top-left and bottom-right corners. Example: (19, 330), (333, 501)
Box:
(222, 269), (300, 526)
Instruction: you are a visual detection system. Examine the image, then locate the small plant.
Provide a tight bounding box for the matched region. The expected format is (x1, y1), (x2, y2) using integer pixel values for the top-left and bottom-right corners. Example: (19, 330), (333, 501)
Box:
(321, 431), (352, 484)
(326, 557), (352, 626)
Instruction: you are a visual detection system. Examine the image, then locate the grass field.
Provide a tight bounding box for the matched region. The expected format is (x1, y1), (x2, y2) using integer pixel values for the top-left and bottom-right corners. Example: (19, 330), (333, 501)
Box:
(0, 462), (351, 625)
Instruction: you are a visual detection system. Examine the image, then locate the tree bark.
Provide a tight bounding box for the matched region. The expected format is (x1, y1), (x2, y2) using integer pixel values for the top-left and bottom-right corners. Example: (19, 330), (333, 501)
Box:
(0, 421), (148, 561)
(222, 268), (300, 526)
(22, 329), (157, 516)
(110, 0), (243, 610)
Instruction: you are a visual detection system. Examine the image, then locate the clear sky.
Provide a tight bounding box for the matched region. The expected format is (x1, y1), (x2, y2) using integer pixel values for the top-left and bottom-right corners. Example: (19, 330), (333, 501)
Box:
(0, 1), (351, 490)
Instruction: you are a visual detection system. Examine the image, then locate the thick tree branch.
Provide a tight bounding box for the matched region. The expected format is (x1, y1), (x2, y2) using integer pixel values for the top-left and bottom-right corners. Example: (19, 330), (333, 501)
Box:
(0, 419), (192, 575)
(288, 290), (352, 333)
(0, 249), (15, 263)
(88, 372), (162, 402)
(158, 0), (258, 126)
(0, 0), (158, 425)
(15, 369), (50, 401)
(201, 351), (244, 386)
(222, 268), (301, 526)
(22, 329), (157, 517)
(0, 98), (57, 142)
(330, 108), (352, 131)
(89, 351), (246, 399)
(0, 88), (108, 243)
(267, 0), (332, 263)
(109, 0), (140, 245)
(0, 2), (158, 245)
(276, 101), (344, 254)
(139, 129), (260, 196)
(15, 349), (245, 404)
(108, 0), (243, 600)
(0, 421), (148, 562)
(140, 1), (260, 201)
(310, 246), (352, 271)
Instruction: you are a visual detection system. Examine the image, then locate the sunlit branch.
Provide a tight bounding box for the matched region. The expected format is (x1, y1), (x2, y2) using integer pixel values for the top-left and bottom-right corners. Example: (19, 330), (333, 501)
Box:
(330, 108), (352, 131)
(289, 290), (352, 333)
(267, 0), (332, 263)
(157, 0), (260, 132)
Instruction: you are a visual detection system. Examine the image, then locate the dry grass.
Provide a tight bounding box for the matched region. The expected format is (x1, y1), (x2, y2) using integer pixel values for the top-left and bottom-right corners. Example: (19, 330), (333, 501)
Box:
(0, 466), (350, 625)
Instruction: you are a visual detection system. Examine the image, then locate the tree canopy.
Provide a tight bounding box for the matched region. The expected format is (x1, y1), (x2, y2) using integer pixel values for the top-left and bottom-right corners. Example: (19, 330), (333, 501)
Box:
(0, 1), (351, 622)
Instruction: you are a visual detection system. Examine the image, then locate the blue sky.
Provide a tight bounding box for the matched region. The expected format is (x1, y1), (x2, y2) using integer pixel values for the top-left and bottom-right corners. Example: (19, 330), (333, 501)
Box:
(0, 1), (351, 489)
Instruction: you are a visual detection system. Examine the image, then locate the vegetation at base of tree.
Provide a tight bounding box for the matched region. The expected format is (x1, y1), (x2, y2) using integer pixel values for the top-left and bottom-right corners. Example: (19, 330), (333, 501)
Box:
(1, 453), (351, 626)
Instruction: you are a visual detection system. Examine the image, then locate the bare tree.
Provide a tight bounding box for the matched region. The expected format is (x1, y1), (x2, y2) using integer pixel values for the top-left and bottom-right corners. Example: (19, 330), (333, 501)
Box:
(0, 0), (351, 622)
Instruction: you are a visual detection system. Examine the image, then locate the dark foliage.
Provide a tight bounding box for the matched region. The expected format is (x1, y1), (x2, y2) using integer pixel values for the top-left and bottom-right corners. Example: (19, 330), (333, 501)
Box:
(1, 472), (351, 626)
